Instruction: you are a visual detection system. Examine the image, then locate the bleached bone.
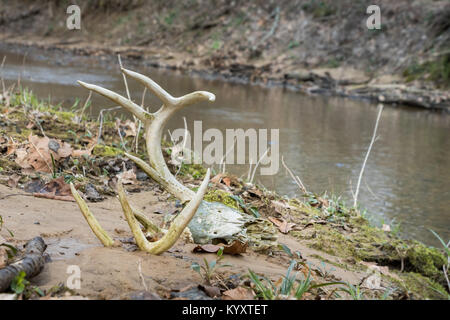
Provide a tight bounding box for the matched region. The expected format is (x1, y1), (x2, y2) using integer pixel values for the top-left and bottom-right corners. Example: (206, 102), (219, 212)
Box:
(71, 69), (215, 254)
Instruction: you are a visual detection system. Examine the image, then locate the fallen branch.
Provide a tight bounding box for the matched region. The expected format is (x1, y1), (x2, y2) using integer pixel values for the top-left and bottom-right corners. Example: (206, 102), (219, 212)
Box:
(0, 237), (47, 292)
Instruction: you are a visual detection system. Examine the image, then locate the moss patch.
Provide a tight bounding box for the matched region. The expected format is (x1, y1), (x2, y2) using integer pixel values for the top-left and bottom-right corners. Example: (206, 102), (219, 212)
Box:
(396, 272), (448, 300)
(203, 189), (241, 211)
(92, 145), (124, 157)
(406, 242), (446, 279)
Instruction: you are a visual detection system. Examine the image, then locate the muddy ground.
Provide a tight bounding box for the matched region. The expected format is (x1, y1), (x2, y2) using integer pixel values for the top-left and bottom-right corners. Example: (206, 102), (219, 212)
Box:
(0, 0), (449, 111)
(0, 89), (448, 300)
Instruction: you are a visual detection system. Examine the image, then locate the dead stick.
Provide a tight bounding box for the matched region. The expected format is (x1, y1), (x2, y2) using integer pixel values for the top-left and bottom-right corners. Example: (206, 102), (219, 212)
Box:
(0, 237), (47, 292)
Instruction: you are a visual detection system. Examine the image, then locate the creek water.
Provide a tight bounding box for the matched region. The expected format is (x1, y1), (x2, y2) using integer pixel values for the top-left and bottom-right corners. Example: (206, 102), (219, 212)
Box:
(1, 44), (449, 247)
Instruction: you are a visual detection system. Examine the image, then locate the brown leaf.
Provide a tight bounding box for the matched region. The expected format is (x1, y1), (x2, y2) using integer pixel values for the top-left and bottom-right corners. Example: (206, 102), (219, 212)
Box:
(248, 188), (263, 198)
(7, 174), (21, 188)
(72, 139), (96, 157)
(222, 177), (231, 187)
(32, 176), (74, 201)
(223, 240), (248, 255)
(198, 285), (221, 298)
(4, 137), (17, 156)
(210, 173), (225, 184)
(57, 141), (73, 158)
(15, 148), (31, 169)
(193, 244), (222, 253)
(117, 169), (137, 185)
(223, 287), (255, 300)
(43, 176), (72, 196)
(268, 217), (296, 234)
(115, 119), (137, 137)
(271, 200), (292, 214)
(192, 241), (247, 255)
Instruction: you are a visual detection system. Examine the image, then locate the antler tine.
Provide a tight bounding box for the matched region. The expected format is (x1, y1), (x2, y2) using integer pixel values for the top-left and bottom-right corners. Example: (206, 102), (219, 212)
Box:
(70, 183), (115, 247)
(125, 152), (194, 202)
(121, 68), (216, 108)
(77, 80), (150, 122)
(117, 168), (211, 254)
(121, 68), (177, 107)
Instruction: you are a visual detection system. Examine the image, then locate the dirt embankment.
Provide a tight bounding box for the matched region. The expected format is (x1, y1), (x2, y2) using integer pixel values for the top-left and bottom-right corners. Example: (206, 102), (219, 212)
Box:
(0, 0), (449, 111)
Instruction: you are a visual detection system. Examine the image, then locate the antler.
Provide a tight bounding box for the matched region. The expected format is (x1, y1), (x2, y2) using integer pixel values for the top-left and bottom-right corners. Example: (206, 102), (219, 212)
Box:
(78, 68), (214, 203)
(72, 69), (215, 254)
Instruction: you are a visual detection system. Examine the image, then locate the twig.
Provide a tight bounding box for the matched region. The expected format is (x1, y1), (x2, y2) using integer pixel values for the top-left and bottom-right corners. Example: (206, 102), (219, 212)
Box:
(79, 90), (92, 119)
(117, 125), (129, 152)
(247, 162), (253, 182)
(117, 54), (131, 100)
(175, 116), (188, 177)
(97, 106), (122, 143)
(1, 56), (6, 94)
(137, 259), (148, 292)
(443, 264), (450, 292)
(281, 156), (307, 194)
(18, 52), (28, 89)
(250, 147), (270, 184)
(353, 104), (383, 208)
(220, 137), (237, 174)
(134, 87), (147, 152)
(254, 6), (280, 49)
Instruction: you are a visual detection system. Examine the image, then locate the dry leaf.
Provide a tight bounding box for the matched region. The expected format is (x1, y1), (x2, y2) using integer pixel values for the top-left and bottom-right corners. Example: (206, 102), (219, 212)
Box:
(271, 200), (292, 214)
(117, 169), (137, 185)
(211, 173), (225, 184)
(268, 217), (296, 234)
(248, 188), (263, 198)
(32, 176), (74, 201)
(116, 119), (137, 137)
(43, 176), (72, 196)
(198, 285), (221, 298)
(223, 287), (255, 300)
(7, 174), (21, 188)
(72, 138), (96, 158)
(222, 177), (231, 187)
(14, 134), (74, 173)
(57, 141), (73, 158)
(192, 241), (248, 255)
(193, 244), (221, 253)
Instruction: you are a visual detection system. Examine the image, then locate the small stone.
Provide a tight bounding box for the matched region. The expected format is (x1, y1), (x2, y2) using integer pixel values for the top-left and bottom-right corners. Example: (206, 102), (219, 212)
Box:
(136, 171), (148, 181)
(129, 291), (161, 300)
(48, 139), (60, 153)
(170, 287), (212, 300)
(84, 183), (104, 202)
